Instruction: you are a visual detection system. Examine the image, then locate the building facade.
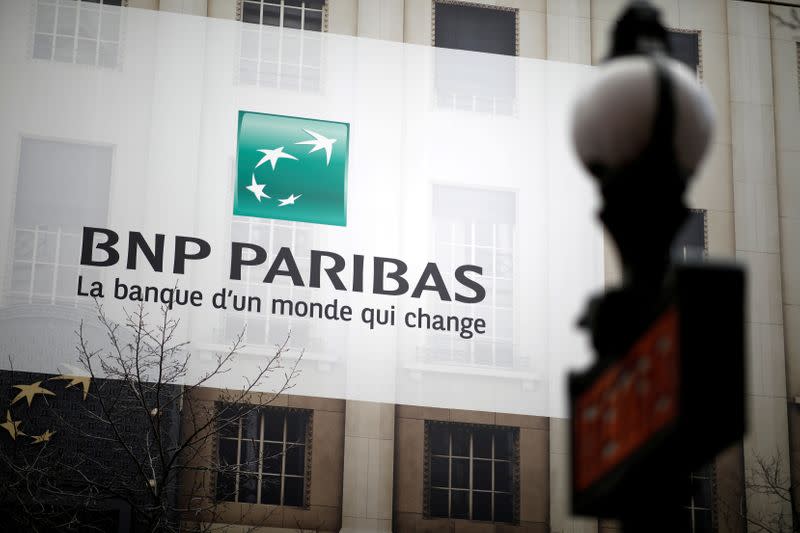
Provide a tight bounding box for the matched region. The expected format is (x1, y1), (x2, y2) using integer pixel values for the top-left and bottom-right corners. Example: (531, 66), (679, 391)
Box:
(0, 0), (799, 532)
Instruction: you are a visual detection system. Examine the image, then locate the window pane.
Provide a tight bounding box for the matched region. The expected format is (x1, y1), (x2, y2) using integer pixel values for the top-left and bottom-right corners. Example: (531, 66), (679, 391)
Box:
(261, 475), (281, 504)
(304, 9), (322, 31)
(33, 33), (54, 59)
(247, 316), (266, 345)
(431, 456), (449, 487)
(219, 438), (238, 466)
(36, 4), (57, 33)
(76, 38), (96, 64)
(451, 458), (469, 489)
(496, 342), (513, 367)
(284, 476), (304, 506)
(238, 473), (258, 503)
(286, 413), (307, 443)
(283, 6), (302, 29)
(668, 30), (700, 74)
(494, 461), (511, 492)
(78, 8), (99, 39)
(57, 7), (77, 35)
(495, 429), (513, 460)
(264, 410), (285, 441)
(14, 231), (34, 260)
(434, 2), (516, 56)
(58, 233), (79, 264)
(241, 410), (260, 439)
(473, 491), (492, 521)
(54, 35), (74, 62)
(497, 250), (513, 278)
(695, 509), (713, 533)
(473, 428), (492, 458)
(11, 262), (32, 292)
(430, 424), (449, 456)
(475, 341), (492, 365)
(692, 476), (712, 509)
(99, 41), (118, 67)
(33, 264), (54, 295)
(239, 440), (259, 472)
(475, 224), (493, 247)
(100, 11), (120, 41)
(494, 492), (513, 523)
(263, 442), (283, 474)
(215, 470), (237, 501)
(36, 232), (57, 262)
(430, 488), (449, 518)
(285, 444), (305, 476)
(262, 4), (280, 26)
(242, 1), (261, 24)
(451, 427), (469, 456)
(450, 490), (468, 519)
(475, 248), (493, 276)
(473, 459), (491, 490)
(56, 266), (78, 298)
(217, 405), (242, 438)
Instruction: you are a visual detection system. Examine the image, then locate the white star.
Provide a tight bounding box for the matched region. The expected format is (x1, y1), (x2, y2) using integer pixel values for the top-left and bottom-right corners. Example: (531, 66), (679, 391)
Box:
(295, 129), (336, 166)
(255, 147), (297, 170)
(245, 173), (270, 202)
(278, 193), (302, 206)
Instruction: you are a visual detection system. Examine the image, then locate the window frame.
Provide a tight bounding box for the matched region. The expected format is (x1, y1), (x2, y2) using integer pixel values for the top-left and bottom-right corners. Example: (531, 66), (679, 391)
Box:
(430, 0), (519, 116)
(236, 0), (326, 91)
(685, 463), (716, 532)
(667, 27), (703, 80)
(671, 208), (708, 262)
(31, 0), (126, 69)
(430, 0), (519, 56)
(215, 404), (313, 508)
(423, 420), (520, 524)
(7, 136), (114, 308)
(425, 185), (517, 370)
(224, 215), (316, 350)
(237, 0), (328, 32)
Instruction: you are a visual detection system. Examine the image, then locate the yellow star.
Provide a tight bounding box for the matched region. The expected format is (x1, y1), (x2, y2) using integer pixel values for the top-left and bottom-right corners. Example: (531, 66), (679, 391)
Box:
(49, 375), (91, 401)
(30, 429), (56, 444)
(11, 381), (55, 407)
(1, 411), (24, 440)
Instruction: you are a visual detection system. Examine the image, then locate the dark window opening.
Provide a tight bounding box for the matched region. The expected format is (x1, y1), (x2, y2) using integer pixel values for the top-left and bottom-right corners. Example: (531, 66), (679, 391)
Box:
(426, 421), (519, 523)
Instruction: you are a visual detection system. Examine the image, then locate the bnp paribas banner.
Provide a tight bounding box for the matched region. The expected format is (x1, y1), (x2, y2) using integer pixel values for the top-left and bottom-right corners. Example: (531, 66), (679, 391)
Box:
(0, 1), (602, 419)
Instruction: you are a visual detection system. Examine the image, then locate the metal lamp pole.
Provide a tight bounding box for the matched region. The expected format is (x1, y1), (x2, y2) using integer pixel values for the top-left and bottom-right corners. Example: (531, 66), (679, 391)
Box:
(568, 2), (745, 531)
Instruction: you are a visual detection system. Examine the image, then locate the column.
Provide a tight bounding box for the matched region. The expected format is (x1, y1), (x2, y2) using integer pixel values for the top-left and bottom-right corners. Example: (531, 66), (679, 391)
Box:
(728, 0), (792, 527)
(340, 401), (395, 532)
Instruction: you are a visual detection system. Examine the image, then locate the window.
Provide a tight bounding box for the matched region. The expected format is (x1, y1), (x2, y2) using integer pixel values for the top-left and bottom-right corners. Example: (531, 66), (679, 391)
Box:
(217, 405), (311, 507)
(225, 218), (314, 349)
(433, 1), (517, 56)
(33, 0), (124, 69)
(427, 186), (516, 368)
(668, 29), (701, 78)
(433, 1), (517, 115)
(8, 138), (112, 306)
(671, 209), (706, 262)
(425, 421), (519, 523)
(685, 463), (715, 532)
(238, 1), (325, 91)
(240, 0), (325, 31)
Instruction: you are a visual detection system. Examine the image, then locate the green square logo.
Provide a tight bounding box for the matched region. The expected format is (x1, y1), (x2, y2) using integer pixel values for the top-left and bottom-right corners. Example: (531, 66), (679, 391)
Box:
(235, 111), (349, 226)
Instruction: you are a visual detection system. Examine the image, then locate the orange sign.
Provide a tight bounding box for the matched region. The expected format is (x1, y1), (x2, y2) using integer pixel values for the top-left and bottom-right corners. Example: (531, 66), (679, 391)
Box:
(574, 307), (680, 491)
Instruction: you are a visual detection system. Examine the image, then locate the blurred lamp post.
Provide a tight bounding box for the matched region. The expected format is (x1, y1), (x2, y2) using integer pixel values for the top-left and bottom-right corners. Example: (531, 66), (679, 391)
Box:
(567, 2), (745, 531)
